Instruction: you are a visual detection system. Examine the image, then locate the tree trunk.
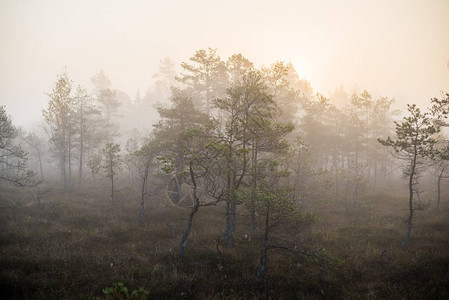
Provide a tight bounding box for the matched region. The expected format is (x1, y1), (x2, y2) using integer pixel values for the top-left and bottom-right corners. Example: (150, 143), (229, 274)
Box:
(68, 132), (72, 187)
(179, 196), (198, 260)
(111, 173), (114, 204)
(139, 170), (148, 225)
(437, 164), (448, 211)
(61, 152), (67, 190)
(37, 150), (44, 181)
(345, 157), (350, 203)
(352, 177), (359, 208)
(373, 145), (378, 191)
(257, 203), (269, 280)
(403, 212), (413, 248)
(402, 154), (416, 248)
(36, 186), (41, 206)
(225, 200), (231, 246)
(250, 145), (257, 237)
(179, 164), (199, 260)
(437, 172), (442, 211)
(79, 126), (83, 191)
(230, 201), (236, 241)
(225, 189), (236, 248)
(332, 150), (338, 201)
(225, 153), (233, 248)
(354, 140), (359, 205)
(205, 78), (210, 115)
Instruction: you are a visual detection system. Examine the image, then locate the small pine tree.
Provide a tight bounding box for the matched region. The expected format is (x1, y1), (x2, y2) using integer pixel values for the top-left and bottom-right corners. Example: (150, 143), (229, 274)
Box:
(378, 104), (439, 247)
(89, 143), (122, 204)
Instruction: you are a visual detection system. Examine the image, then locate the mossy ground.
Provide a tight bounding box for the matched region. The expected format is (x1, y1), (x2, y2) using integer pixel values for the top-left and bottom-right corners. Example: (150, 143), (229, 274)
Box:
(0, 184), (448, 299)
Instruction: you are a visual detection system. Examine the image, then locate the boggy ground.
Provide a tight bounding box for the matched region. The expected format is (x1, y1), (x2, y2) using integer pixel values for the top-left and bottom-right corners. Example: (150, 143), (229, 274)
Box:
(0, 183), (448, 299)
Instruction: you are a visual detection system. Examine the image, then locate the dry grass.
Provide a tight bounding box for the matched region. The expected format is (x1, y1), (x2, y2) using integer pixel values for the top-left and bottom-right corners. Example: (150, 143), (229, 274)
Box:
(0, 184), (448, 299)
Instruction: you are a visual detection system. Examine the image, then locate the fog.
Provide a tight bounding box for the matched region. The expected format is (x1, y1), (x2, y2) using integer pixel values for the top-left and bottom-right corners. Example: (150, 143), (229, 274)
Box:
(2, 1), (449, 299)
(1, 0), (448, 127)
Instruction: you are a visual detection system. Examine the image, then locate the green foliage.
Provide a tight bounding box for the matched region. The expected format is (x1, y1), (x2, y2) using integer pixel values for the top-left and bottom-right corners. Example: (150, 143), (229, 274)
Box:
(42, 72), (73, 157)
(430, 92), (449, 161)
(0, 106), (38, 186)
(378, 103), (440, 246)
(73, 85), (101, 147)
(261, 61), (303, 123)
(378, 104), (439, 162)
(242, 186), (299, 216)
(226, 53), (254, 83)
(154, 95), (209, 176)
(100, 143), (122, 179)
(431, 92), (449, 124)
(177, 47), (228, 112)
(133, 138), (159, 178)
(103, 282), (149, 300)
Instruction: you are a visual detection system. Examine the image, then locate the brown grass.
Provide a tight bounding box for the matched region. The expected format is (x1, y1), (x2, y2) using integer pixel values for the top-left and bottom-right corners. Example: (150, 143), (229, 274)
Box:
(0, 184), (448, 299)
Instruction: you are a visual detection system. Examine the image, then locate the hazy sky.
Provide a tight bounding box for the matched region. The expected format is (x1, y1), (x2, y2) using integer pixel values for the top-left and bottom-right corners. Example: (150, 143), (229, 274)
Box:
(1, 0), (448, 127)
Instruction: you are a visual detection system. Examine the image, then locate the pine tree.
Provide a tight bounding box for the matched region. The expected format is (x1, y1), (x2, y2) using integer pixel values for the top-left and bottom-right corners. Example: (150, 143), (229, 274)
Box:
(378, 104), (439, 247)
(42, 72), (75, 189)
(0, 106), (37, 186)
(177, 48), (228, 114)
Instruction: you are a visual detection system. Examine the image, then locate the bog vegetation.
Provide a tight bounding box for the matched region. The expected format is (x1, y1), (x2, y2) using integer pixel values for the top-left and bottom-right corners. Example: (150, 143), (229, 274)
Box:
(1, 48), (449, 299)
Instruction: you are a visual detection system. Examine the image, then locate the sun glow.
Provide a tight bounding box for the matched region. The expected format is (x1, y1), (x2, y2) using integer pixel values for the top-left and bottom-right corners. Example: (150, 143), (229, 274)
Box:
(289, 58), (312, 81)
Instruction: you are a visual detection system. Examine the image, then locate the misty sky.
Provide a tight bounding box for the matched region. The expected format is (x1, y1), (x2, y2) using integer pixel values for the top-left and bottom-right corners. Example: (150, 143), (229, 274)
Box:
(1, 0), (448, 128)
